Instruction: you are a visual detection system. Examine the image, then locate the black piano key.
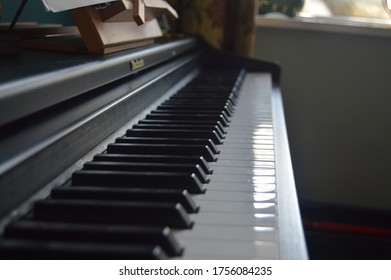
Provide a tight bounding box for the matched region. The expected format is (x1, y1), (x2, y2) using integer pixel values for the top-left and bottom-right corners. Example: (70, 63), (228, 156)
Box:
(33, 199), (194, 229)
(162, 103), (235, 115)
(149, 110), (231, 128)
(180, 80), (237, 86)
(4, 220), (183, 256)
(93, 154), (213, 174)
(145, 113), (229, 127)
(164, 97), (235, 106)
(180, 88), (237, 95)
(125, 129), (223, 145)
(137, 120), (227, 134)
(0, 239), (166, 259)
(72, 170), (206, 194)
(131, 124), (225, 141)
(163, 99), (235, 112)
(158, 102), (235, 108)
(150, 109), (231, 121)
(188, 81), (241, 88)
(138, 119), (227, 129)
(157, 105), (233, 117)
(184, 83), (241, 91)
(170, 96), (237, 106)
(173, 92), (237, 102)
(115, 136), (220, 155)
(51, 186), (199, 213)
(192, 69), (243, 78)
(177, 86), (236, 91)
(107, 143), (217, 162)
(82, 160), (210, 184)
(176, 85), (237, 92)
(181, 76), (242, 86)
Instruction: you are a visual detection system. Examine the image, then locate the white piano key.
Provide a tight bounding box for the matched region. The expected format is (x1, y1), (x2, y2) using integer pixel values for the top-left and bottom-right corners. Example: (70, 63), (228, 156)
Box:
(211, 174), (276, 184)
(221, 143), (274, 150)
(196, 200), (276, 214)
(252, 130), (274, 136)
(218, 148), (275, 156)
(177, 239), (278, 259)
(175, 224), (277, 242)
(192, 212), (277, 227)
(217, 153), (275, 161)
(196, 190), (276, 203)
(210, 159), (275, 168)
(224, 139), (274, 144)
(206, 181), (276, 192)
(223, 136), (274, 143)
(227, 126), (273, 133)
(213, 166), (275, 176)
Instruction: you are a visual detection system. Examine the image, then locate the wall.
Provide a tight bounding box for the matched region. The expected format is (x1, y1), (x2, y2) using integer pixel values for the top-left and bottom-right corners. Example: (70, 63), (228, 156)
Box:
(255, 19), (391, 211)
(0, 0), (73, 25)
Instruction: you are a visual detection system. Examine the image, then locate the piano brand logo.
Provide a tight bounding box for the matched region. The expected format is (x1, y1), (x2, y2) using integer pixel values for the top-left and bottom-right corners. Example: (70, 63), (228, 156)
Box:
(130, 58), (145, 70)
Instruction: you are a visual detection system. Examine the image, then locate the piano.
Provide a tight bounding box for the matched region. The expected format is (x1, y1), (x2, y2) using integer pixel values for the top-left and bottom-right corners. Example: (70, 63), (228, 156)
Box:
(0, 36), (307, 259)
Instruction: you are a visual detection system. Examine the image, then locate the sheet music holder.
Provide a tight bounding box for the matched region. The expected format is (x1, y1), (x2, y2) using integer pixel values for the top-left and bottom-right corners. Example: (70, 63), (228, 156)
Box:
(70, 0), (178, 54)
(15, 1), (177, 54)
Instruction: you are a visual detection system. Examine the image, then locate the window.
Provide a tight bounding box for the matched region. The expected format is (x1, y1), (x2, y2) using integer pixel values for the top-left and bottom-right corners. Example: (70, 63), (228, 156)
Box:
(300, 0), (391, 20)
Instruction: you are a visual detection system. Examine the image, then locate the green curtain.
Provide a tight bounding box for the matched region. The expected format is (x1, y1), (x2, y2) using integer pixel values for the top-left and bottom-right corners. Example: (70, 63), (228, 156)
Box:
(167, 0), (258, 57)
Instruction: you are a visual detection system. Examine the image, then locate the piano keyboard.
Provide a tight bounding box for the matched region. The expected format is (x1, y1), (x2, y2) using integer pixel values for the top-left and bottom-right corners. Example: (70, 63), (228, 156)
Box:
(0, 67), (306, 259)
(175, 72), (278, 259)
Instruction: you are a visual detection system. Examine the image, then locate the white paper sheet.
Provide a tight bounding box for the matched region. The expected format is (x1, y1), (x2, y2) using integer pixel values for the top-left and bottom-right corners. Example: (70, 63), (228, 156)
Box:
(41, 0), (118, 12)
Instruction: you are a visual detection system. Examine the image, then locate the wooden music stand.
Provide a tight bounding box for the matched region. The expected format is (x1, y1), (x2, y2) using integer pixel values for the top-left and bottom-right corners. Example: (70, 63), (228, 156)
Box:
(71, 0), (178, 54)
